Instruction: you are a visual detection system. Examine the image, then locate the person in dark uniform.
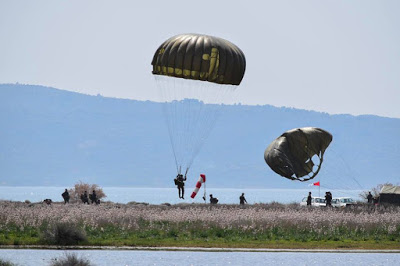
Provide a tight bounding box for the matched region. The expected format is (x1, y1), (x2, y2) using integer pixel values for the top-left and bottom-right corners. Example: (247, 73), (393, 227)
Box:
(325, 191), (332, 207)
(210, 194), (218, 204)
(174, 174), (187, 199)
(307, 192), (312, 206)
(81, 191), (89, 204)
(61, 189), (70, 204)
(367, 191), (373, 204)
(239, 193), (247, 205)
(90, 190), (98, 204)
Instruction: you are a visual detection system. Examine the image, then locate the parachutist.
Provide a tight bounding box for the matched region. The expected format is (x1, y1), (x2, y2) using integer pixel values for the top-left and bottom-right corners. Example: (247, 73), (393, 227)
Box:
(152, 34), (245, 189)
(174, 174), (186, 199)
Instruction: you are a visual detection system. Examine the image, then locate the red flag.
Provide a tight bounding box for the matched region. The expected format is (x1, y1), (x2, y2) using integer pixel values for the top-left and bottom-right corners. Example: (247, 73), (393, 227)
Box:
(313, 181), (320, 186)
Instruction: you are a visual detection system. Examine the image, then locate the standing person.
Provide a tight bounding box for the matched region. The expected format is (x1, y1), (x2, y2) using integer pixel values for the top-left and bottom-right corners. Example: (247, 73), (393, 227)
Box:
(325, 191), (332, 207)
(307, 192), (312, 206)
(61, 189), (70, 204)
(90, 190), (97, 204)
(81, 191), (89, 204)
(174, 174), (187, 199)
(367, 191), (373, 204)
(239, 193), (247, 205)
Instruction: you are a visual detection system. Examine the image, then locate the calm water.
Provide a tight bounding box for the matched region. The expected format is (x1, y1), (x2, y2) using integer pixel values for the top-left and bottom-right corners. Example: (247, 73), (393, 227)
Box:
(0, 249), (399, 266)
(0, 187), (363, 205)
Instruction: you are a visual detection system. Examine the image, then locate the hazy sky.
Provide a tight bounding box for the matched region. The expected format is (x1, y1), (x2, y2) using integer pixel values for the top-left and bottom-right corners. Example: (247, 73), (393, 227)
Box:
(1, 0), (399, 118)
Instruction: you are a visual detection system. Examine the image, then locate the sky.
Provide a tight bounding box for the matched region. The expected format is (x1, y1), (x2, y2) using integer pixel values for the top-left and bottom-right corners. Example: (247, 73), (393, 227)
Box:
(0, 0), (399, 118)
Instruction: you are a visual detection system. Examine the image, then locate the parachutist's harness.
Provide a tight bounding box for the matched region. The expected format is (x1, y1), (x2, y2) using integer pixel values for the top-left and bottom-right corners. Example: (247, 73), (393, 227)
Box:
(174, 168), (188, 187)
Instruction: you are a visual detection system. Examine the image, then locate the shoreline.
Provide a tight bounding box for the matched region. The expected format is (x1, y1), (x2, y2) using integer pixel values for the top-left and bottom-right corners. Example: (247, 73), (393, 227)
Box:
(1, 245), (400, 253)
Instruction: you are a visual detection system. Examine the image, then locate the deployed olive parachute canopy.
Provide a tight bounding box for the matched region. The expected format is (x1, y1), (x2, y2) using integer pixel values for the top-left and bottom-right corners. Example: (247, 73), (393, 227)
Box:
(152, 33), (246, 85)
(264, 127), (333, 182)
(152, 34), (246, 177)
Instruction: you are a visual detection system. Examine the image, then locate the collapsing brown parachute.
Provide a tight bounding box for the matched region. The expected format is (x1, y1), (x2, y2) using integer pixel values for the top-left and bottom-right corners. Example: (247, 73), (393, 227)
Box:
(264, 127), (333, 182)
(151, 34), (246, 85)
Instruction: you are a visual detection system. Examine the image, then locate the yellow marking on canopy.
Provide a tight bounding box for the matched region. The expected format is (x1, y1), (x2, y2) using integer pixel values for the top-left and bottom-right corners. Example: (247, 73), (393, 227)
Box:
(208, 48), (219, 81)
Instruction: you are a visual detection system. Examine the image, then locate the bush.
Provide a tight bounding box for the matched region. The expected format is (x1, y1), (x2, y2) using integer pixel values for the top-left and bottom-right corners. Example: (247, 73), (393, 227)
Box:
(0, 258), (16, 266)
(41, 223), (87, 245)
(69, 182), (106, 203)
(50, 253), (92, 266)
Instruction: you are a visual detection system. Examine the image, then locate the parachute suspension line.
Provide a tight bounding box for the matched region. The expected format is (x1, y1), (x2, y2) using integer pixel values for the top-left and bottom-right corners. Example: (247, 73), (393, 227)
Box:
(317, 148), (364, 192)
(155, 75), (236, 177)
(319, 184), (362, 199)
(186, 83), (236, 170)
(156, 76), (180, 174)
(184, 167), (189, 178)
(185, 80), (231, 170)
(330, 148), (364, 190)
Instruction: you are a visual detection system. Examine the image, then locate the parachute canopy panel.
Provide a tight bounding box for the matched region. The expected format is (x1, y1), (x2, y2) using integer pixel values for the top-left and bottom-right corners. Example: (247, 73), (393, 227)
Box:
(151, 34), (246, 85)
(264, 127), (333, 182)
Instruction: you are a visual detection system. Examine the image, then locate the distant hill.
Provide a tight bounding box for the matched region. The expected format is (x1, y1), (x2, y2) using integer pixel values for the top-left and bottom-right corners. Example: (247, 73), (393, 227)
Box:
(0, 84), (399, 190)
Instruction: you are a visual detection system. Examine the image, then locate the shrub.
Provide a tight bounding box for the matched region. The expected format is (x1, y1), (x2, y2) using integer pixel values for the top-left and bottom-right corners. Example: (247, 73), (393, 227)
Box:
(41, 223), (87, 245)
(0, 258), (16, 266)
(50, 253), (92, 266)
(68, 181), (106, 203)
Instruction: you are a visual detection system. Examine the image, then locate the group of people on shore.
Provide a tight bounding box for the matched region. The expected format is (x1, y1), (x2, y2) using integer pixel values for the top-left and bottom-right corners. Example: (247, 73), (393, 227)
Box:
(306, 191), (333, 206)
(305, 191), (376, 207)
(61, 189), (100, 205)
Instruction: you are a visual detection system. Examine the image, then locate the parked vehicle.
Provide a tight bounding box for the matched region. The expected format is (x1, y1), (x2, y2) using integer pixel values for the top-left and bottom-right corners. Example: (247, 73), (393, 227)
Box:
(332, 197), (357, 208)
(300, 196), (326, 207)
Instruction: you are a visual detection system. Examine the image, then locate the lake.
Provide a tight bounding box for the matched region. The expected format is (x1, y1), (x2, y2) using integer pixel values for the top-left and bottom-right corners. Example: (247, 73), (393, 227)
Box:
(0, 187), (363, 205)
(0, 249), (399, 266)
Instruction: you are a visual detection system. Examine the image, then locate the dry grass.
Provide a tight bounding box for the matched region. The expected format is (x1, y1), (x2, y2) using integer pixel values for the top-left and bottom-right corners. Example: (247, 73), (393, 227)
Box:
(1, 201), (399, 234)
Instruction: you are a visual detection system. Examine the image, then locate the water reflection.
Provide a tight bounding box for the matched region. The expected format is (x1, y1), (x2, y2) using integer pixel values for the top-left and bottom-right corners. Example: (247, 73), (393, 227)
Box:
(0, 249), (398, 266)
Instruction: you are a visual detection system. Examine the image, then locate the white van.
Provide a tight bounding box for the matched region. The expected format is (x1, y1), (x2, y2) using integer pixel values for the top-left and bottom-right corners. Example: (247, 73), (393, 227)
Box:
(332, 197), (356, 208)
(300, 196), (326, 207)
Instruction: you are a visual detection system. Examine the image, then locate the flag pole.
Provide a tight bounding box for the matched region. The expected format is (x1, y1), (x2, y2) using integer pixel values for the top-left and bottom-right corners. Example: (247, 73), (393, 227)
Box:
(319, 180), (320, 197)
